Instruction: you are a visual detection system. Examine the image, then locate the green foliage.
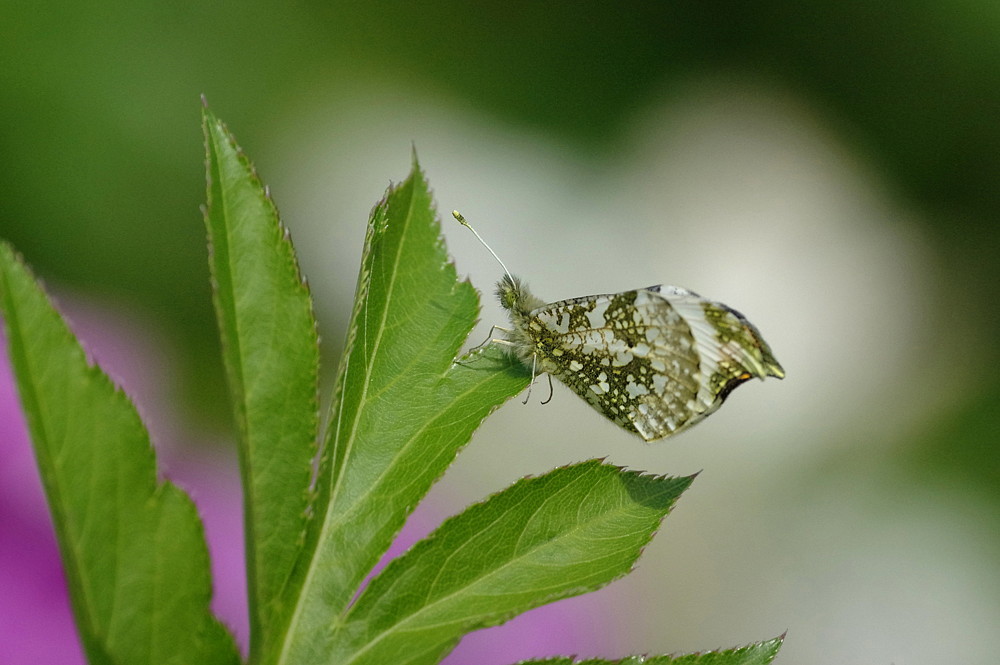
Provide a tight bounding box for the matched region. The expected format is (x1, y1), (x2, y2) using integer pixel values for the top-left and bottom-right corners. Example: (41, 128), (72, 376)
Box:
(329, 461), (693, 665)
(0, 110), (785, 665)
(0, 250), (239, 664)
(519, 636), (784, 664)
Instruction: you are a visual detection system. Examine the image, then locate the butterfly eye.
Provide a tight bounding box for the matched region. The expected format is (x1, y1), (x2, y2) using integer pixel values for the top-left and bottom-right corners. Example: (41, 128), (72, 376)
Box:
(500, 287), (518, 311)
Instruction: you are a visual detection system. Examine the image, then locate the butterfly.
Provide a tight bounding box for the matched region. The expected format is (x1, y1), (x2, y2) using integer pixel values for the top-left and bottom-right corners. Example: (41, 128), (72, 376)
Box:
(454, 212), (784, 441)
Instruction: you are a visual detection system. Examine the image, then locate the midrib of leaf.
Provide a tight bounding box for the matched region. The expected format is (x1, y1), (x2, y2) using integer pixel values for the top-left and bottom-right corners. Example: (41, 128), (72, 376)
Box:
(0, 253), (104, 647)
(209, 126), (257, 574)
(329, 174), (416, 515)
(276, 178), (418, 665)
(204, 120), (262, 642)
(340, 474), (667, 664)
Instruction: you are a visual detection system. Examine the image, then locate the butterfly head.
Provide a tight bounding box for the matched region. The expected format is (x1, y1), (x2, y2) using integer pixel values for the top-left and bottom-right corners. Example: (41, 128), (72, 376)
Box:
(496, 273), (545, 316)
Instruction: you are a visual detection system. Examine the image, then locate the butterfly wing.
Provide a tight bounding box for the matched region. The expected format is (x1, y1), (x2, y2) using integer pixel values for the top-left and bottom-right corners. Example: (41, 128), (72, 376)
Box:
(528, 286), (783, 441)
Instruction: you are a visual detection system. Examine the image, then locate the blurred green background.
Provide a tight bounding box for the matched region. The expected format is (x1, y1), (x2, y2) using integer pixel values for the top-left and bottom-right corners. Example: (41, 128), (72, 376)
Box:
(3, 1), (999, 663)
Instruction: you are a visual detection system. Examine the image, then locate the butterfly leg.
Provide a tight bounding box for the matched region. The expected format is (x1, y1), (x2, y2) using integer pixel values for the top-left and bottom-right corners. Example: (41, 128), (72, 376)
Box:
(539, 373), (554, 405)
(468, 324), (512, 352)
(455, 331), (516, 368)
(522, 353), (538, 404)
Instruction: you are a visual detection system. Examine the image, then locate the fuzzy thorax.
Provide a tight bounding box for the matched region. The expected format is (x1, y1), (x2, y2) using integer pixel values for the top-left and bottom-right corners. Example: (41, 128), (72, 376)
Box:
(495, 274), (546, 366)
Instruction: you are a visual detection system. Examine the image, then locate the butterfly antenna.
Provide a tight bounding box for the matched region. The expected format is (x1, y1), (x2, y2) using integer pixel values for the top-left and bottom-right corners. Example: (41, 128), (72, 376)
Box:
(453, 211), (515, 283)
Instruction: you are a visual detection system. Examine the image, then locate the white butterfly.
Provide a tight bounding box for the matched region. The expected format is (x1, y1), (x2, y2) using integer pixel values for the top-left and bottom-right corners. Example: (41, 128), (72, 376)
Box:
(455, 212), (784, 441)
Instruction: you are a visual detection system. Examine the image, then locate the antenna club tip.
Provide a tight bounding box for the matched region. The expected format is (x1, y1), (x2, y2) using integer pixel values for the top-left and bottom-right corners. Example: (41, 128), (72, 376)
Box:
(452, 209), (514, 280)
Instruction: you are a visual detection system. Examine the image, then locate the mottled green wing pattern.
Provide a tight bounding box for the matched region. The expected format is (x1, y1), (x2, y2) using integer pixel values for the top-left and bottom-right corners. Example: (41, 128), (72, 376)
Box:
(522, 285), (783, 441)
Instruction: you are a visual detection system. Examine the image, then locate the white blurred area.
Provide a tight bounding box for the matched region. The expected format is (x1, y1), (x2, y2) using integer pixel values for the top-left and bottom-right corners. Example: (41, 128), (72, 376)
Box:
(261, 78), (996, 664)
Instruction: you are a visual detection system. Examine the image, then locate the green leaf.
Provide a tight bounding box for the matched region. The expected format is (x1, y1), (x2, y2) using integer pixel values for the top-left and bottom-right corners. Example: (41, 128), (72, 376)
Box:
(331, 460), (694, 665)
(518, 636), (784, 664)
(202, 108), (319, 658)
(0, 243), (240, 665)
(277, 161), (530, 662)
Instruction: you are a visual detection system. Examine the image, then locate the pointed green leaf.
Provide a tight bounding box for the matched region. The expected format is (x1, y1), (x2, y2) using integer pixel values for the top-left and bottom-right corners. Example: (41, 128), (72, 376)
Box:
(202, 108), (319, 657)
(333, 460), (694, 665)
(517, 637), (784, 664)
(0, 243), (239, 665)
(277, 163), (530, 662)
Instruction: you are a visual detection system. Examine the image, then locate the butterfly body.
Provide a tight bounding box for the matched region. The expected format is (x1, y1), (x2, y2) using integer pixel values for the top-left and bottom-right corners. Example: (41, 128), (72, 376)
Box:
(495, 273), (784, 441)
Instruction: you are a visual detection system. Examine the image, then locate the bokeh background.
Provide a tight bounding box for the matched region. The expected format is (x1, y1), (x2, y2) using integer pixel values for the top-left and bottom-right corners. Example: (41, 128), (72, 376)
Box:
(3, 2), (999, 664)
